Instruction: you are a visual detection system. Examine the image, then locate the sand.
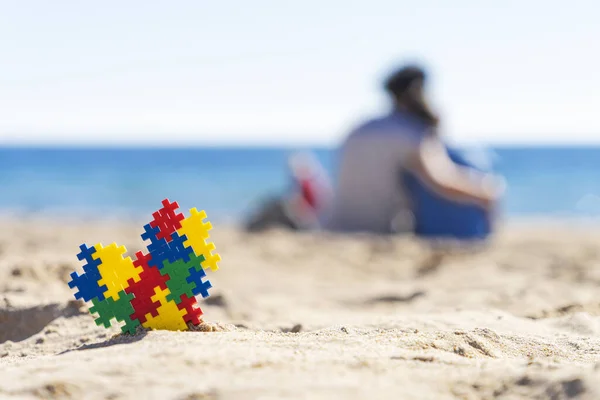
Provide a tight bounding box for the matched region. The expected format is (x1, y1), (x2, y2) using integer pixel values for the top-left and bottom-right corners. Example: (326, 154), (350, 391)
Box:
(1, 218), (600, 399)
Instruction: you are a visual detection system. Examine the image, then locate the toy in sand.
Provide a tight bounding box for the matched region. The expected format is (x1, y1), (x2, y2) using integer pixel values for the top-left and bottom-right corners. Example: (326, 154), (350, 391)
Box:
(68, 199), (221, 334)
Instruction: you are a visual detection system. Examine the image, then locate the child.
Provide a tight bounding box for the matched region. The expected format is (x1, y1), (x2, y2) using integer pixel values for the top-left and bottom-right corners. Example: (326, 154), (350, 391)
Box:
(285, 152), (333, 229)
(244, 152), (332, 232)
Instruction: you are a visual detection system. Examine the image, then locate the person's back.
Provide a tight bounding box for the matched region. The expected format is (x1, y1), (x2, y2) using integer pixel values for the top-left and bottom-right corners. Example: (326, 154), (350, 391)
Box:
(323, 64), (504, 235)
(325, 112), (428, 233)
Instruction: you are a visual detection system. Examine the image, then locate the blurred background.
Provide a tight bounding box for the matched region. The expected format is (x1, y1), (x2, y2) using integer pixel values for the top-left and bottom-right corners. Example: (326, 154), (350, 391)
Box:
(1, 0), (599, 222)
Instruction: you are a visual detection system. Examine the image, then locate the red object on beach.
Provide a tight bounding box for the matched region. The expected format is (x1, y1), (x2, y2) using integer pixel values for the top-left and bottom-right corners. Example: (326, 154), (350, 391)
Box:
(300, 179), (317, 209)
(125, 251), (170, 323)
(150, 198), (185, 242)
(177, 293), (204, 325)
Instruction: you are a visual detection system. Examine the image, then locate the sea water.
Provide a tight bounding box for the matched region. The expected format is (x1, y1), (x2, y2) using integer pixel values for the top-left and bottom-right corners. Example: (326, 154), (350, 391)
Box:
(1, 146), (599, 222)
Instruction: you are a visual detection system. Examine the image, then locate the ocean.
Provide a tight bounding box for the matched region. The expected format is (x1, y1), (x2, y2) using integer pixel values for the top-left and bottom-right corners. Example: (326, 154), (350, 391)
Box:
(1, 146), (599, 222)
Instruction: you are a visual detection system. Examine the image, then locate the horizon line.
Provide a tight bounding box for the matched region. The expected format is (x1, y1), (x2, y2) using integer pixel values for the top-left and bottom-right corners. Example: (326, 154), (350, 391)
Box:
(1, 142), (600, 149)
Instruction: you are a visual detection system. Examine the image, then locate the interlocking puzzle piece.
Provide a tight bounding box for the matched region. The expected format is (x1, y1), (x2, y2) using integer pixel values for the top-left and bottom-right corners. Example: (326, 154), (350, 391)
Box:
(131, 296), (161, 324)
(177, 293), (203, 326)
(131, 250), (152, 272)
(93, 242), (143, 301)
(142, 223), (193, 268)
(160, 259), (198, 303)
(125, 250), (170, 323)
(68, 271), (108, 302)
(177, 208), (221, 271)
(167, 232), (194, 263)
(141, 224), (172, 270)
(89, 290), (140, 334)
(141, 224), (166, 250)
(69, 243), (108, 302)
(141, 287), (187, 331)
(76, 244), (102, 280)
(187, 265), (212, 298)
(127, 251), (169, 293)
(149, 199), (185, 242)
(200, 244), (221, 273)
(148, 242), (172, 270)
(159, 252), (206, 303)
(159, 258), (191, 279)
(179, 207), (212, 241)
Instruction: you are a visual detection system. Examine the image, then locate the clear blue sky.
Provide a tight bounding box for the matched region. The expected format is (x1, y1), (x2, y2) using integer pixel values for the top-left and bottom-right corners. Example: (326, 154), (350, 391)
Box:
(1, 0), (598, 146)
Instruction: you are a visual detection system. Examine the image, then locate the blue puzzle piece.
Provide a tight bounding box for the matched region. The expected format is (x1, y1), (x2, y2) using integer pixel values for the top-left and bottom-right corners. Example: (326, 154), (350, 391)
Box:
(186, 266), (212, 298)
(144, 224), (169, 251)
(167, 232), (193, 263)
(142, 223), (173, 269)
(68, 271), (107, 302)
(76, 243), (102, 280)
(147, 241), (171, 270)
(148, 238), (168, 254)
(141, 223), (162, 245)
(77, 243), (98, 263)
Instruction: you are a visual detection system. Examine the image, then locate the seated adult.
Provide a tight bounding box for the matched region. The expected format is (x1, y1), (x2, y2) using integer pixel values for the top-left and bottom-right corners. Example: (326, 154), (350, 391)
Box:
(323, 65), (504, 235)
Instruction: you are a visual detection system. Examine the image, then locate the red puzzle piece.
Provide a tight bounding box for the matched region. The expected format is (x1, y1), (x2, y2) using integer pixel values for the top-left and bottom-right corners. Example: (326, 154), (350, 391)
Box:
(177, 293), (204, 326)
(149, 198), (185, 242)
(126, 251), (170, 323)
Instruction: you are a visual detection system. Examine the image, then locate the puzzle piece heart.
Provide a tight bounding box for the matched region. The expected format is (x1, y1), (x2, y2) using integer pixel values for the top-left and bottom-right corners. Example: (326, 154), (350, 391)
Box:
(68, 199), (221, 334)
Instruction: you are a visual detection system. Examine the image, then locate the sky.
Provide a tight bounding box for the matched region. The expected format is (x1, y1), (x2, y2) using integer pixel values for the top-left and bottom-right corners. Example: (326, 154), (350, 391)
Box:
(0, 0), (598, 146)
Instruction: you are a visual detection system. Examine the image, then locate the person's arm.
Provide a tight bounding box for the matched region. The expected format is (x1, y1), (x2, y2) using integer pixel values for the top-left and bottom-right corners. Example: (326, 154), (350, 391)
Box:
(406, 136), (504, 209)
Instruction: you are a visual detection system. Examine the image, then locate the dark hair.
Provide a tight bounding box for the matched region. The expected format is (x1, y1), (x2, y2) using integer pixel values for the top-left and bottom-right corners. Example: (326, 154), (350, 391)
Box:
(384, 65), (439, 128)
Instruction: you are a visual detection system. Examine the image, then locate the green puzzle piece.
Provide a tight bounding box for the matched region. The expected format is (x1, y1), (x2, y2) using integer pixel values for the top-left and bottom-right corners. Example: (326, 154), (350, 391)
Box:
(160, 253), (205, 303)
(89, 290), (141, 335)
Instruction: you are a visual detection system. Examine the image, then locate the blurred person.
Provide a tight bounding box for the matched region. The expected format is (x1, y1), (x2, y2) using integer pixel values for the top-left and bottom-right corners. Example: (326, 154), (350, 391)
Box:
(403, 145), (501, 240)
(244, 151), (332, 231)
(323, 65), (504, 235)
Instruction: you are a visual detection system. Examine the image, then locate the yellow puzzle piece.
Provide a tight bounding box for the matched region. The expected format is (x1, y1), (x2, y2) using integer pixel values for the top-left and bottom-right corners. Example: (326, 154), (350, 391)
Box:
(93, 242), (143, 301)
(177, 207), (220, 271)
(142, 287), (188, 331)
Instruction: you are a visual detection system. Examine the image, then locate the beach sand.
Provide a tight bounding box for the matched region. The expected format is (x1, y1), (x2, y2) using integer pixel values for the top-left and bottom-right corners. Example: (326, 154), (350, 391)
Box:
(1, 218), (600, 399)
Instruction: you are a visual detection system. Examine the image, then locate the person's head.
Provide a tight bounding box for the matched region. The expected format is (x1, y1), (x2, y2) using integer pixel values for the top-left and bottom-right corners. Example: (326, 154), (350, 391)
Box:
(384, 65), (439, 128)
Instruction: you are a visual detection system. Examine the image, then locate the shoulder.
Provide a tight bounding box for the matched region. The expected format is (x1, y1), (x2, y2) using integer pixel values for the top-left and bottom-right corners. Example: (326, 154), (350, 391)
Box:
(347, 112), (429, 144)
